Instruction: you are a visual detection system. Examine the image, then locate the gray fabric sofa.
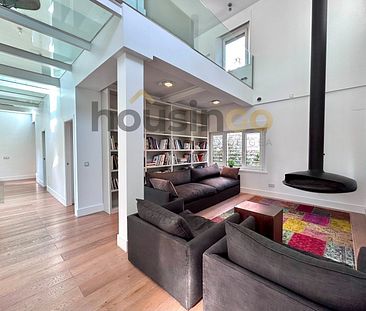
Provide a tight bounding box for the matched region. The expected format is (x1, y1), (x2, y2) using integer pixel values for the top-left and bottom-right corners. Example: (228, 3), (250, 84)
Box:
(146, 165), (240, 213)
(128, 199), (241, 310)
(203, 219), (366, 311)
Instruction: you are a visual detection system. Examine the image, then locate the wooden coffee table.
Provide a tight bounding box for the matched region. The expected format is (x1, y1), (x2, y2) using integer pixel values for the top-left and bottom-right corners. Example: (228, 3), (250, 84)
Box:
(234, 201), (283, 243)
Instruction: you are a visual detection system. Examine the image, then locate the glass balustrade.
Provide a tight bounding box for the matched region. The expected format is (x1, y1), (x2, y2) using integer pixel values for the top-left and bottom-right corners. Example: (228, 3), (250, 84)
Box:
(123, 0), (253, 88)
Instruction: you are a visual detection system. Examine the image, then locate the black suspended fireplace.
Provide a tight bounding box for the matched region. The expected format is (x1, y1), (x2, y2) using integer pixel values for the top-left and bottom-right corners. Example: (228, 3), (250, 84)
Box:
(283, 0), (357, 193)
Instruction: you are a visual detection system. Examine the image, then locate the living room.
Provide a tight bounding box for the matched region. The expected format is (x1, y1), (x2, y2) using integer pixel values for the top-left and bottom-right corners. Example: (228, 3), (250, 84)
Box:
(0, 0), (365, 310)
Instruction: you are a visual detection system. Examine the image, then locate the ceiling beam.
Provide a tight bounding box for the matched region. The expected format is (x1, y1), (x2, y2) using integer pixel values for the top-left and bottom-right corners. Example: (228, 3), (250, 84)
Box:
(0, 97), (39, 108)
(0, 103), (32, 114)
(0, 43), (72, 71)
(162, 86), (206, 102)
(0, 64), (60, 87)
(0, 6), (91, 50)
(0, 90), (43, 104)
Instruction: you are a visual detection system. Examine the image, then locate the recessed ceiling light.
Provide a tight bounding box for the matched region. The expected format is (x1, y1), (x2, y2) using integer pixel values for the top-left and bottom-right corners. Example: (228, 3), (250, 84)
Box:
(211, 100), (221, 105)
(159, 81), (175, 88)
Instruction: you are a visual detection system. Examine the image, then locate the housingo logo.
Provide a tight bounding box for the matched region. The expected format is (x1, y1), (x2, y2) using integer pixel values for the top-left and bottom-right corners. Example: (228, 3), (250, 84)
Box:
(91, 90), (273, 132)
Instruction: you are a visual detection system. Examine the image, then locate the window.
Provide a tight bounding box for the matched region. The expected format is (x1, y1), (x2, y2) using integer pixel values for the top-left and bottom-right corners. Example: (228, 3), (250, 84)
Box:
(211, 134), (224, 166)
(210, 130), (265, 170)
(223, 24), (249, 72)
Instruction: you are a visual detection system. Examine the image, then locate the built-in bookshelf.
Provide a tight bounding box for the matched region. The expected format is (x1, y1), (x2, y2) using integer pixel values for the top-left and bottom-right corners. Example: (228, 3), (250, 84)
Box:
(145, 99), (208, 174)
(102, 87), (118, 214)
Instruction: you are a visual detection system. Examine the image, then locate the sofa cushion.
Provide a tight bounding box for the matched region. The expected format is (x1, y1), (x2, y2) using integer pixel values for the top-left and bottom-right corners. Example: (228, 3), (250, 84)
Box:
(221, 166), (240, 180)
(150, 178), (179, 197)
(199, 176), (240, 192)
(225, 221), (366, 311)
(179, 210), (215, 236)
(175, 183), (217, 203)
(147, 169), (191, 186)
(191, 164), (220, 182)
(137, 199), (193, 240)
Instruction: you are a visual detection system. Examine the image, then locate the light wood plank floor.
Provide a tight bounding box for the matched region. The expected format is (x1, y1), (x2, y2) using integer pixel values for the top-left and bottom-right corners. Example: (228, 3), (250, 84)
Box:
(0, 180), (365, 311)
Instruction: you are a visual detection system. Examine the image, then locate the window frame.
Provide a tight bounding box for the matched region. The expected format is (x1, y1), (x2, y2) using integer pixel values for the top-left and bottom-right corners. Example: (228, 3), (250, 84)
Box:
(210, 129), (266, 171)
(222, 23), (250, 72)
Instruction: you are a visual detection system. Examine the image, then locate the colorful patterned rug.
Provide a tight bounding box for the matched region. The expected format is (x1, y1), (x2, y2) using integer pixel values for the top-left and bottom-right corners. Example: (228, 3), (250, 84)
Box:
(211, 196), (355, 268)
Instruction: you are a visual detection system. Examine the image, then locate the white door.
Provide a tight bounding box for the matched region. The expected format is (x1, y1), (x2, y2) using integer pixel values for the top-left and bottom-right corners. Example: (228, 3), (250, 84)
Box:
(64, 120), (74, 206)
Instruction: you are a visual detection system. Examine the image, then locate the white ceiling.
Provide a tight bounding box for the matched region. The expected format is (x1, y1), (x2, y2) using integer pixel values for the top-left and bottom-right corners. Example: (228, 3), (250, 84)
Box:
(144, 58), (250, 108)
(200, 0), (260, 22)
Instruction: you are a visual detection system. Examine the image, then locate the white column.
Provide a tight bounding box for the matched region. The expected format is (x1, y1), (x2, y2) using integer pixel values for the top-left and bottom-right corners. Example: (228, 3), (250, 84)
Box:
(116, 52), (145, 252)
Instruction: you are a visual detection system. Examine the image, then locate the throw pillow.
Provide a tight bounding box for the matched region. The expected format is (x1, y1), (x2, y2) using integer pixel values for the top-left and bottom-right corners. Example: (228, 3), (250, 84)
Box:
(221, 166), (240, 180)
(150, 178), (179, 197)
(137, 199), (193, 240)
(225, 221), (366, 311)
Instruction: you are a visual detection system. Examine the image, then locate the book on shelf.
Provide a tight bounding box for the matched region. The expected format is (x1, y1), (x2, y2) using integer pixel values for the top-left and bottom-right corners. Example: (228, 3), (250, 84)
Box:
(111, 177), (119, 190)
(173, 139), (191, 150)
(110, 154), (118, 170)
(147, 152), (172, 166)
(146, 137), (172, 150)
(110, 135), (118, 151)
(195, 141), (207, 150)
(192, 153), (207, 163)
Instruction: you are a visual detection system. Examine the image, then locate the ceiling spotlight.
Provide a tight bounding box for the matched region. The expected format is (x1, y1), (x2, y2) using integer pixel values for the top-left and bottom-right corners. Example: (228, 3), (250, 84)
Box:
(228, 2), (232, 11)
(159, 80), (175, 88)
(211, 100), (221, 105)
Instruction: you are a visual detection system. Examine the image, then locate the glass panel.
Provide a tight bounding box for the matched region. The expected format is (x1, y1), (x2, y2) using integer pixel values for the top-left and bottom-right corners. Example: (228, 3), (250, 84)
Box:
(15, 0), (112, 41)
(125, 0), (254, 88)
(245, 132), (261, 168)
(212, 134), (224, 165)
(0, 19), (82, 64)
(0, 52), (65, 78)
(227, 132), (242, 167)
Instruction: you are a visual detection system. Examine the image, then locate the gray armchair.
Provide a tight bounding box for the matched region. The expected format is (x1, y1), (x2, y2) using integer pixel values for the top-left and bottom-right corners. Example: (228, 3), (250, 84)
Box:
(128, 197), (241, 310)
(203, 219), (366, 311)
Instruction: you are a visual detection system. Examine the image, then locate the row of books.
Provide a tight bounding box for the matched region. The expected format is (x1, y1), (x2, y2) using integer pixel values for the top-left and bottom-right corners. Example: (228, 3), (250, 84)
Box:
(110, 135), (118, 151)
(193, 153), (207, 163)
(195, 141), (207, 150)
(111, 177), (119, 190)
(146, 153), (175, 167)
(146, 136), (193, 150)
(174, 139), (191, 150)
(111, 154), (118, 170)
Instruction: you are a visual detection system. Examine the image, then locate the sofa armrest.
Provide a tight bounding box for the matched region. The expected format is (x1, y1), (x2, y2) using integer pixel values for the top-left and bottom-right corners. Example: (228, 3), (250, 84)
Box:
(183, 213), (241, 308)
(128, 214), (192, 307)
(144, 186), (170, 205)
(357, 247), (366, 272)
(162, 198), (184, 214)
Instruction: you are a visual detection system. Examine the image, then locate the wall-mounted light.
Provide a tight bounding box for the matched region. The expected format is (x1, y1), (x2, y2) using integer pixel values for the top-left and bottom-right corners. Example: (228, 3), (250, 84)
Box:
(158, 80), (175, 88)
(211, 100), (221, 105)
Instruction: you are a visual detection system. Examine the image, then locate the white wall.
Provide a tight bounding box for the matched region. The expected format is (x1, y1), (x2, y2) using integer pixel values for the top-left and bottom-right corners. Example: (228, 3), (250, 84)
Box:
(74, 87), (104, 217)
(0, 111), (36, 181)
(208, 0), (366, 213)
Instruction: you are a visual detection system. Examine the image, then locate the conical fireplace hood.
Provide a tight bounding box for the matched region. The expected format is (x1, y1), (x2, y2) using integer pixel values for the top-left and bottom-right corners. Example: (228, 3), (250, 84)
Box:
(283, 0), (357, 193)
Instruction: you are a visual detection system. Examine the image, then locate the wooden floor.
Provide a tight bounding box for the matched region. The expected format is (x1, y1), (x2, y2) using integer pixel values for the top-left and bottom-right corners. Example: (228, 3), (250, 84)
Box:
(0, 180), (365, 311)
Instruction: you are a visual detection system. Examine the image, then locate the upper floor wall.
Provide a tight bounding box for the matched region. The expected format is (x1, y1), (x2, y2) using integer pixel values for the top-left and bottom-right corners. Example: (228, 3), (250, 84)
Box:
(203, 0), (366, 105)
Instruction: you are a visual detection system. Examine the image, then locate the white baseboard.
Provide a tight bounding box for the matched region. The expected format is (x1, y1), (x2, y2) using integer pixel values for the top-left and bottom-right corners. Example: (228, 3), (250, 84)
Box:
(75, 203), (104, 217)
(47, 186), (67, 206)
(117, 234), (128, 252)
(241, 187), (365, 214)
(0, 174), (35, 182)
(36, 177), (45, 187)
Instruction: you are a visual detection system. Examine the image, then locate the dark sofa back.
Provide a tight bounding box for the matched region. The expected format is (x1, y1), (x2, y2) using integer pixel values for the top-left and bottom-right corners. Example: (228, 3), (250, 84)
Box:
(147, 169), (191, 186)
(191, 164), (220, 182)
(225, 222), (366, 311)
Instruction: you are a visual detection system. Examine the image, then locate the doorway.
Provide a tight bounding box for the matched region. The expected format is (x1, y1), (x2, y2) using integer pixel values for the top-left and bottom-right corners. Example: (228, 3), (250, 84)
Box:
(41, 131), (47, 187)
(64, 120), (74, 206)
